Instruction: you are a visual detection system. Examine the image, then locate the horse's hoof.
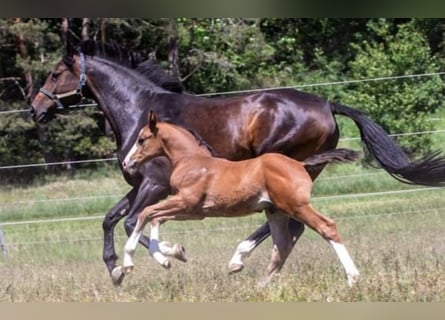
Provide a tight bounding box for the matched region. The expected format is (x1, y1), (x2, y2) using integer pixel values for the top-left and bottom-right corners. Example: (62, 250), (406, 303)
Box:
(173, 244), (187, 263)
(111, 266), (125, 286)
(228, 263), (244, 274)
(256, 278), (270, 289)
(162, 259), (171, 269)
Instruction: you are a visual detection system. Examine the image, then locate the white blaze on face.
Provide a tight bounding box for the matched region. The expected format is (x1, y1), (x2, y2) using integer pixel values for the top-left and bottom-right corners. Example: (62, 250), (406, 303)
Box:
(123, 141), (139, 170)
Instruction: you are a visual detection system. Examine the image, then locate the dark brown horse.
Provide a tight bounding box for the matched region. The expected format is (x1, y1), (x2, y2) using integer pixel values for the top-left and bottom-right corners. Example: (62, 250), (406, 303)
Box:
(30, 41), (445, 285)
(122, 111), (361, 286)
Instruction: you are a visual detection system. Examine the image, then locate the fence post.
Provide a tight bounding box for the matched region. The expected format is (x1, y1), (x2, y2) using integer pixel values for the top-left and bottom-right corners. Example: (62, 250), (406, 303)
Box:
(0, 226), (7, 258)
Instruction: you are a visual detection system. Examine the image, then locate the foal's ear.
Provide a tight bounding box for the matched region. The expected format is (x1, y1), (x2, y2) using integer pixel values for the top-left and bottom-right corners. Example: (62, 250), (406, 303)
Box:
(148, 111), (159, 135)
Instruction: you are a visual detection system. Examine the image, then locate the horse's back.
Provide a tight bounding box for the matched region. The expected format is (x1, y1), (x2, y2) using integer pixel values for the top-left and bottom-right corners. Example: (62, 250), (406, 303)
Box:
(176, 89), (339, 162)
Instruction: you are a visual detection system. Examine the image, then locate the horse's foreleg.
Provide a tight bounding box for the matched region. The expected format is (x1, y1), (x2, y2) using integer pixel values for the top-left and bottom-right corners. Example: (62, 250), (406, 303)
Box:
(102, 191), (135, 285)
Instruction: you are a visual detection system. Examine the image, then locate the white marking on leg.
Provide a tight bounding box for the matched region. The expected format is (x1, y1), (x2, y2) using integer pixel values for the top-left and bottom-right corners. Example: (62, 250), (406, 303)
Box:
(123, 220), (143, 271)
(329, 240), (360, 287)
(229, 240), (256, 270)
(149, 222), (171, 268)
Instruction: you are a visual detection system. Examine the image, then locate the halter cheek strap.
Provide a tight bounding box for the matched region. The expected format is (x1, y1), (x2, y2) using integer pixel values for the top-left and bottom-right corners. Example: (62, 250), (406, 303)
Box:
(39, 52), (87, 110)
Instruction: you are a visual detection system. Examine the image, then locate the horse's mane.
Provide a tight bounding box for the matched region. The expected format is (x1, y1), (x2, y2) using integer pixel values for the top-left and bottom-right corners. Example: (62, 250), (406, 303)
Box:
(63, 40), (184, 93)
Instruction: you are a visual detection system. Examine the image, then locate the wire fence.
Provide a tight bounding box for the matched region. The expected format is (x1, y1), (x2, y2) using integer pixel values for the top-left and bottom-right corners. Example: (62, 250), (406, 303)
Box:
(1, 70), (445, 252)
(3, 70), (445, 114)
(1, 70), (445, 170)
(3, 205), (445, 248)
(1, 186), (444, 228)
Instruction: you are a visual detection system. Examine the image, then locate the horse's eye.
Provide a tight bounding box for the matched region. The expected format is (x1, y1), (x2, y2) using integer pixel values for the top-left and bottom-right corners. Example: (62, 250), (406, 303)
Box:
(138, 138), (145, 145)
(51, 72), (60, 80)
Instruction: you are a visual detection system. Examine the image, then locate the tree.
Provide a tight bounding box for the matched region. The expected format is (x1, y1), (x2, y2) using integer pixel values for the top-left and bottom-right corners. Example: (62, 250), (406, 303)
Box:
(343, 19), (444, 155)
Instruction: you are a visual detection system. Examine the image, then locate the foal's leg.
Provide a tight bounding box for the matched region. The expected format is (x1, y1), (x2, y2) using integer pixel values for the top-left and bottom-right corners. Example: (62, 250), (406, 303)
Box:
(148, 219), (171, 269)
(290, 204), (359, 287)
(122, 195), (190, 273)
(121, 179), (187, 262)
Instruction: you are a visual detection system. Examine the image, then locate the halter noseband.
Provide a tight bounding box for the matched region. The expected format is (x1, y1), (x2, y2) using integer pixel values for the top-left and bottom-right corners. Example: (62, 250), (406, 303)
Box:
(39, 52), (87, 110)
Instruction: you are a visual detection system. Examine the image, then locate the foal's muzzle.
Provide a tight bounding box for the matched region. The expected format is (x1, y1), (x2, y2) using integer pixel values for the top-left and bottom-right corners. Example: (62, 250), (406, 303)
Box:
(122, 158), (138, 175)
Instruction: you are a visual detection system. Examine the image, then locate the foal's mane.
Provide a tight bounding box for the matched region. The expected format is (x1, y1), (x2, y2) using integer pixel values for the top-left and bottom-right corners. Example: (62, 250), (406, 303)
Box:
(162, 119), (219, 157)
(63, 40), (184, 93)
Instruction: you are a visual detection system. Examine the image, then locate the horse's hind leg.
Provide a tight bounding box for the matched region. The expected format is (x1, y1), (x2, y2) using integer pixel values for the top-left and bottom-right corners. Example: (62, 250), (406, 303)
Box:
(290, 204), (359, 287)
(228, 209), (304, 274)
(257, 211), (295, 287)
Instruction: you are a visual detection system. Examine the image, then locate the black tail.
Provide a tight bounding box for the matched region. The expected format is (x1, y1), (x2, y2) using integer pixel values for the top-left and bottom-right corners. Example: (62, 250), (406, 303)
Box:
(332, 103), (445, 187)
(303, 148), (362, 168)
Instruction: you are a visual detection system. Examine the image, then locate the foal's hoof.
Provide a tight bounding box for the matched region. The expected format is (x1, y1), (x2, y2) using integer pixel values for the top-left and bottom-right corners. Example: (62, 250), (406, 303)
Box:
(173, 244), (187, 263)
(228, 263), (244, 274)
(123, 265), (134, 274)
(111, 266), (125, 286)
(347, 274), (360, 287)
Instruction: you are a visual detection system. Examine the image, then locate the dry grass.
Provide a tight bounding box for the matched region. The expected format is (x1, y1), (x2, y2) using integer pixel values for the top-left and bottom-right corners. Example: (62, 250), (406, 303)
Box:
(1, 163), (445, 301)
(1, 208), (445, 302)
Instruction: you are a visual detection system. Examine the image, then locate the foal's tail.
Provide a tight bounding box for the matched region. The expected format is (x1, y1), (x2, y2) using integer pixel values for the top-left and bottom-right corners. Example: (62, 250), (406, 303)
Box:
(332, 103), (445, 186)
(303, 148), (362, 168)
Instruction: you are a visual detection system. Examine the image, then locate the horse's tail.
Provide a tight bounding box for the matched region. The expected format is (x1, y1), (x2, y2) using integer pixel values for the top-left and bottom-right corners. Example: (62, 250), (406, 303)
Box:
(331, 102), (445, 186)
(303, 148), (362, 168)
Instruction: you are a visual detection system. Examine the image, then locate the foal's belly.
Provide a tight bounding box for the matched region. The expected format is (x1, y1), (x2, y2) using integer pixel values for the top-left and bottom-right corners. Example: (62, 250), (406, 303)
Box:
(201, 192), (272, 217)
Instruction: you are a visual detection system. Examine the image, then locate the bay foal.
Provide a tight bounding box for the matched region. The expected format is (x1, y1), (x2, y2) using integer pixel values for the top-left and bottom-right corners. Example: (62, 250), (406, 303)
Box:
(122, 111), (361, 286)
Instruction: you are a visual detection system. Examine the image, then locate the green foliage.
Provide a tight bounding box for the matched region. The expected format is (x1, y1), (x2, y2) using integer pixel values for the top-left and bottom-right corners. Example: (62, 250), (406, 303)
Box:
(0, 18), (444, 178)
(344, 19), (444, 155)
(45, 109), (115, 161)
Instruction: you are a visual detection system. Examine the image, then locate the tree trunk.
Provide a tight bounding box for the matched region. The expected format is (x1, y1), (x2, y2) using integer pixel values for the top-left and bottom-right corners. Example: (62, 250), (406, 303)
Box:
(13, 18), (33, 103)
(61, 18), (68, 47)
(167, 21), (180, 79)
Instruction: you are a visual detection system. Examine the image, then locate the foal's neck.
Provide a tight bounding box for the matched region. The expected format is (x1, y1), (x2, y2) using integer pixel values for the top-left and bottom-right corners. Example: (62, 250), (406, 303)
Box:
(160, 124), (212, 167)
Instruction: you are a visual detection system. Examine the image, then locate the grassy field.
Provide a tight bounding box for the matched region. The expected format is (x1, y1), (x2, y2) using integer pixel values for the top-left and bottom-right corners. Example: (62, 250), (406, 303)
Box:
(1, 110), (445, 302)
(1, 156), (445, 301)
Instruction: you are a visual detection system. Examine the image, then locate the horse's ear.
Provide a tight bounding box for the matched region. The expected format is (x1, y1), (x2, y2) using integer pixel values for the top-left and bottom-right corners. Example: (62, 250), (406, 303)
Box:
(81, 39), (96, 56)
(148, 111), (159, 135)
(65, 30), (76, 57)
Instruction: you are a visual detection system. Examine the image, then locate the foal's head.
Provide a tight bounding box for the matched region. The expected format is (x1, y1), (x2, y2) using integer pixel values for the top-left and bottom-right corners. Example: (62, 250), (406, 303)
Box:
(123, 111), (217, 175)
(122, 111), (163, 175)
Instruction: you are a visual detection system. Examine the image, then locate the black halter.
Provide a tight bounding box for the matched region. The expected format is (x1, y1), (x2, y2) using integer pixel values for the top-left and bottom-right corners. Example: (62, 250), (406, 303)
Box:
(39, 52), (87, 110)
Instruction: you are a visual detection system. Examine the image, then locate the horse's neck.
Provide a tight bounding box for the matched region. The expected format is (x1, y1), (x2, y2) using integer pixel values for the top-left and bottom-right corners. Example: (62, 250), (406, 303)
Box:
(160, 124), (212, 167)
(85, 57), (168, 158)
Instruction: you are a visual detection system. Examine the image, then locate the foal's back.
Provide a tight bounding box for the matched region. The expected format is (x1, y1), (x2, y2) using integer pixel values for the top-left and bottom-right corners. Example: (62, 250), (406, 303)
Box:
(179, 152), (313, 217)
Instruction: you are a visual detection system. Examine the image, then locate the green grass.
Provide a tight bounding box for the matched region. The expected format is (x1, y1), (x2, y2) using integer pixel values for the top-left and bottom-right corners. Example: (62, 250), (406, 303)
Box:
(1, 158), (445, 301)
(1, 111), (445, 301)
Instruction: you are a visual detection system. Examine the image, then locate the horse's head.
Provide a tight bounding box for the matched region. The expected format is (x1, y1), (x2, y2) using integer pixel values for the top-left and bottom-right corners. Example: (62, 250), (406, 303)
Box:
(122, 111), (163, 175)
(30, 46), (89, 125)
